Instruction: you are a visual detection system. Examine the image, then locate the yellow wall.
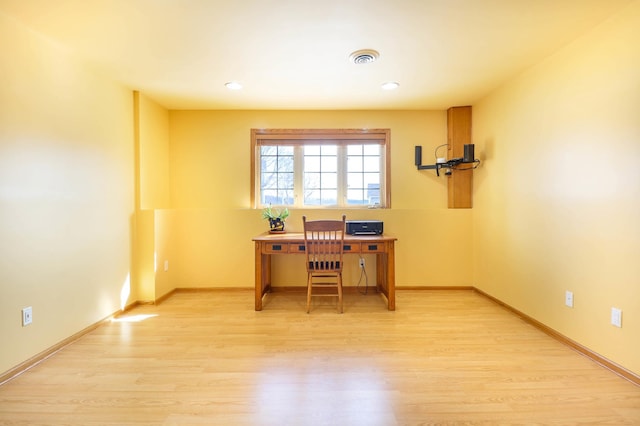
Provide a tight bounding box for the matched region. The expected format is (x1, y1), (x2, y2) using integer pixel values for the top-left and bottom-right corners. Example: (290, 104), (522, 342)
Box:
(473, 1), (640, 375)
(133, 93), (172, 302)
(138, 94), (170, 210)
(166, 110), (474, 289)
(153, 209), (176, 299)
(0, 13), (135, 373)
(131, 208), (175, 302)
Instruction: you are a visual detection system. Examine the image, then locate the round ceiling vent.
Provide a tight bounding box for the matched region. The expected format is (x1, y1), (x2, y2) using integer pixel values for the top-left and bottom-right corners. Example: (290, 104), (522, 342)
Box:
(349, 49), (380, 64)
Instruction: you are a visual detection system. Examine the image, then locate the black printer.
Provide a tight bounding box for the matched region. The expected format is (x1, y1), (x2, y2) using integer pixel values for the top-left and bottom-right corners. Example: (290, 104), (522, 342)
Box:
(346, 220), (383, 235)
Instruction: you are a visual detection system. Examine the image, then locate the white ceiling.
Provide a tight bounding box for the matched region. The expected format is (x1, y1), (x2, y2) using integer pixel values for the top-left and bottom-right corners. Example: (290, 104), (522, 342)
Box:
(0, 0), (632, 110)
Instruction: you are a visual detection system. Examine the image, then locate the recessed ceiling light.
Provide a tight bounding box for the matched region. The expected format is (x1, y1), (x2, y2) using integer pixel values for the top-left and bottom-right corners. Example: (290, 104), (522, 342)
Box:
(225, 81), (242, 90)
(381, 81), (400, 90)
(349, 49), (380, 64)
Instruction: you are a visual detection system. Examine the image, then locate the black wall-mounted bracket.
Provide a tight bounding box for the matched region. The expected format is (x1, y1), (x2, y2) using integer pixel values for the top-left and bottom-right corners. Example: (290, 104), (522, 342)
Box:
(415, 145), (479, 176)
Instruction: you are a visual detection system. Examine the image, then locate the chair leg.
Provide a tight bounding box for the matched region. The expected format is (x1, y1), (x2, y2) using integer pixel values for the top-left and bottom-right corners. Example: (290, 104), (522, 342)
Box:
(306, 274), (312, 313)
(306, 273), (343, 314)
(337, 274), (343, 314)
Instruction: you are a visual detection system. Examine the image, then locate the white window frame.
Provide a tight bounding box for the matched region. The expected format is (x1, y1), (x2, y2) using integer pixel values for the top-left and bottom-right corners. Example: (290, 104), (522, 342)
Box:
(251, 129), (391, 209)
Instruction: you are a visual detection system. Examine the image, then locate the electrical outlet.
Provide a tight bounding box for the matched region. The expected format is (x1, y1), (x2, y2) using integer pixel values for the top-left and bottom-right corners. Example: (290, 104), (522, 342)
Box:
(359, 258), (365, 268)
(22, 307), (33, 326)
(611, 307), (622, 328)
(565, 291), (574, 308)
(164, 260), (169, 272)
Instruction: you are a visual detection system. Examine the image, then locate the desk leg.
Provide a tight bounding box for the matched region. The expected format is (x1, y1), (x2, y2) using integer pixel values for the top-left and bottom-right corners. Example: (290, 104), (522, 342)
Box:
(374, 242), (395, 311)
(376, 253), (385, 294)
(255, 244), (272, 311)
(255, 243), (263, 311)
(387, 241), (396, 311)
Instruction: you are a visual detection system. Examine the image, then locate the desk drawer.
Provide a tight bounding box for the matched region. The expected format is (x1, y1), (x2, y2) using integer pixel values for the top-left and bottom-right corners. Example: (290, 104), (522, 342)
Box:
(361, 242), (384, 253)
(264, 243), (289, 254)
(342, 243), (360, 253)
(289, 243), (307, 253)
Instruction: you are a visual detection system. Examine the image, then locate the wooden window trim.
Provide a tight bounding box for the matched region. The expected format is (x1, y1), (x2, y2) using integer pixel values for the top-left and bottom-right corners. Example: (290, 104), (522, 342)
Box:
(251, 128), (391, 208)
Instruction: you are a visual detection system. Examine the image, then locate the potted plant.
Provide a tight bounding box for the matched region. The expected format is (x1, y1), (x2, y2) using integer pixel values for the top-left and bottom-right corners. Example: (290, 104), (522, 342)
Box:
(262, 205), (290, 233)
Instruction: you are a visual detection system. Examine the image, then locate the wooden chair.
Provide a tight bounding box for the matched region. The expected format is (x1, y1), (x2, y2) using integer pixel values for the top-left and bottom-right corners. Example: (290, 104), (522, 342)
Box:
(302, 215), (346, 313)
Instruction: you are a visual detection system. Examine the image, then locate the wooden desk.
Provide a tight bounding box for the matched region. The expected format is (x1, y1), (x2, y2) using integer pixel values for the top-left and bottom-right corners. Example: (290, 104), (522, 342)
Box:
(253, 232), (397, 311)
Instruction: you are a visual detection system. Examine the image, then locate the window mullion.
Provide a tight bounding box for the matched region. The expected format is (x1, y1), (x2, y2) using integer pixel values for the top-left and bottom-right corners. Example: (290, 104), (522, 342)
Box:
(379, 152), (385, 205)
(293, 146), (304, 208)
(337, 145), (347, 208)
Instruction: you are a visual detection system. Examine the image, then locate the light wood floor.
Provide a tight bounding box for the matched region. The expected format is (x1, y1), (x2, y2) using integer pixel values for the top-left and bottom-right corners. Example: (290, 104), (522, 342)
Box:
(1, 289), (639, 425)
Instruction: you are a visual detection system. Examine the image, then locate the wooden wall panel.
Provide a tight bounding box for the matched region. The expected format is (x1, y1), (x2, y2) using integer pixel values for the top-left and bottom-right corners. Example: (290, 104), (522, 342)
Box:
(447, 106), (473, 208)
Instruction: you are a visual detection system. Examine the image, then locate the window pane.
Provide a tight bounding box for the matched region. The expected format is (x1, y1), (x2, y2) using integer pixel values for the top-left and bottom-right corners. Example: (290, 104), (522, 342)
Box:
(304, 145), (320, 155)
(321, 145), (337, 155)
(363, 145), (380, 155)
(278, 146), (294, 155)
(304, 144), (338, 205)
(261, 146), (278, 156)
(304, 155), (320, 172)
(304, 189), (320, 205)
(363, 156), (380, 172)
(278, 156), (294, 172)
(321, 156), (337, 172)
(261, 189), (277, 205)
(261, 156), (277, 172)
(321, 172), (337, 188)
(347, 156), (363, 172)
(304, 172), (320, 189)
(347, 189), (366, 205)
(260, 144), (294, 206)
(364, 173), (380, 186)
(261, 172), (277, 189)
(347, 145), (362, 155)
(278, 172), (293, 188)
(277, 189), (294, 205)
(344, 143), (381, 206)
(367, 183), (380, 205)
(347, 173), (363, 188)
(321, 189), (337, 205)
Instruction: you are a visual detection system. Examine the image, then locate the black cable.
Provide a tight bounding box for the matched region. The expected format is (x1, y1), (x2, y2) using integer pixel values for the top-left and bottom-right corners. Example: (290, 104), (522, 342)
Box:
(356, 256), (369, 295)
(451, 159), (481, 171)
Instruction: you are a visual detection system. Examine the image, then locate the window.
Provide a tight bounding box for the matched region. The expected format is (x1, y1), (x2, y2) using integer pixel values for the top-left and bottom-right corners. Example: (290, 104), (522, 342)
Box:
(251, 129), (390, 208)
